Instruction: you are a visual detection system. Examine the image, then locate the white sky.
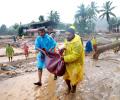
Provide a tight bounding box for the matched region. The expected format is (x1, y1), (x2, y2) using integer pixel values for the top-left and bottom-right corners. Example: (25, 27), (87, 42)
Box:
(0, 0), (120, 27)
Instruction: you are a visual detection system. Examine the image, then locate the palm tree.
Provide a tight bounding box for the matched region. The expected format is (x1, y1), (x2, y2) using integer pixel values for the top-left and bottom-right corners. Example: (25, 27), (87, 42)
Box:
(75, 4), (87, 22)
(48, 10), (60, 28)
(87, 2), (98, 32)
(75, 4), (88, 33)
(75, 3), (98, 33)
(88, 2), (98, 19)
(48, 10), (60, 23)
(91, 2), (99, 13)
(109, 17), (117, 30)
(99, 1), (116, 31)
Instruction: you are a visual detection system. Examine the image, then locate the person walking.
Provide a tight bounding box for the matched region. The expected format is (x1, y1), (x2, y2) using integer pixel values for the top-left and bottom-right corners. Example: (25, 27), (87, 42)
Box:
(61, 28), (85, 93)
(34, 28), (57, 86)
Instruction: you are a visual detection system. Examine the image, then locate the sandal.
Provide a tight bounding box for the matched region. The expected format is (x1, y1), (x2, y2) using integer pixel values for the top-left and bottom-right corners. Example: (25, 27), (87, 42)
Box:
(34, 82), (42, 86)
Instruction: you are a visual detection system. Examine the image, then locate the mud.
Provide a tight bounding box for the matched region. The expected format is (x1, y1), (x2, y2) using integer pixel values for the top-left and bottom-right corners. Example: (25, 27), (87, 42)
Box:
(0, 37), (120, 100)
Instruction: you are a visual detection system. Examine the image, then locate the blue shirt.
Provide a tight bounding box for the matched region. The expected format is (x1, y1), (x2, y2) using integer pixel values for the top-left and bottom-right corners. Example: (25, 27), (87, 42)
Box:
(35, 34), (57, 68)
(85, 40), (93, 53)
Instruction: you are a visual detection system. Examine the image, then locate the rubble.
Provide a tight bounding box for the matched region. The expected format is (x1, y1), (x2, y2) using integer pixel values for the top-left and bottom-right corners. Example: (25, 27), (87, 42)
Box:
(1, 65), (16, 71)
(0, 36), (120, 99)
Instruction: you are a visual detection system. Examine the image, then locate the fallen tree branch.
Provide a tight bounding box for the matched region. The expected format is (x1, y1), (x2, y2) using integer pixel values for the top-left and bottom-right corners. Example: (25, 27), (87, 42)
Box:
(93, 41), (120, 59)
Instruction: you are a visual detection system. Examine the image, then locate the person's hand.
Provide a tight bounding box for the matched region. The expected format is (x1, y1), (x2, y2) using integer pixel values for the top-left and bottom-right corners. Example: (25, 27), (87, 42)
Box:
(59, 48), (66, 55)
(61, 48), (66, 52)
(61, 56), (64, 61)
(42, 48), (46, 51)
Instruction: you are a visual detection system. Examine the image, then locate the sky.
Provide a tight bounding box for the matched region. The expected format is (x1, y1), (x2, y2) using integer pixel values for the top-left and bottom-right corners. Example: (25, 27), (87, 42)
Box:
(0, 0), (120, 27)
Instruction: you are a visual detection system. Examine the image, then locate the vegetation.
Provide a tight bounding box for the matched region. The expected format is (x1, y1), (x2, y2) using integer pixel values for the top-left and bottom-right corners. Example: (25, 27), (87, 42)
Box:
(39, 15), (45, 22)
(75, 2), (98, 34)
(0, 1), (119, 36)
(48, 10), (60, 28)
(99, 1), (116, 31)
(0, 23), (20, 35)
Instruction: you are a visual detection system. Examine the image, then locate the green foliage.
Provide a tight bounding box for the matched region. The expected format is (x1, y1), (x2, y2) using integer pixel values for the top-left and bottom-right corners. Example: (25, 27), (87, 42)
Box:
(99, 1), (116, 31)
(75, 4), (87, 33)
(109, 17), (120, 31)
(7, 27), (17, 35)
(48, 10), (60, 28)
(0, 24), (18, 35)
(75, 2), (98, 34)
(57, 22), (71, 30)
(39, 15), (45, 22)
(12, 23), (20, 30)
(18, 26), (24, 37)
(0, 24), (7, 34)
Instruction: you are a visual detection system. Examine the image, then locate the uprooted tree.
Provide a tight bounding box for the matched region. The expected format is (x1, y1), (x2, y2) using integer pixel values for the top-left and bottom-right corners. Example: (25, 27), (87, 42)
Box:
(93, 41), (120, 59)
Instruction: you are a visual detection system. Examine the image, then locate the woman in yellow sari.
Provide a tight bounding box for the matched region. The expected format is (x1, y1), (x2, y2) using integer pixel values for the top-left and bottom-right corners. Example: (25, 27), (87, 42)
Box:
(62, 28), (85, 93)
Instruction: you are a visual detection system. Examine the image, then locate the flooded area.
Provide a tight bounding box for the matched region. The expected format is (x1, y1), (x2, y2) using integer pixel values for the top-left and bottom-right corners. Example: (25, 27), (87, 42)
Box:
(1, 0), (120, 99)
(0, 50), (120, 100)
(0, 37), (120, 100)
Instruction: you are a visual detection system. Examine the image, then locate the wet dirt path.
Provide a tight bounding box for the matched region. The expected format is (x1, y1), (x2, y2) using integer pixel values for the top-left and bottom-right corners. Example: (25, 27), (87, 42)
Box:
(0, 51), (120, 100)
(0, 69), (58, 100)
(33, 73), (57, 100)
(47, 74), (57, 100)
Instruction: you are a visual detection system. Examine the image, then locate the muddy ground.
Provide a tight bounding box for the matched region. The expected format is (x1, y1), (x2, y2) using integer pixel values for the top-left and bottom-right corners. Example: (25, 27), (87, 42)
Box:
(0, 37), (120, 100)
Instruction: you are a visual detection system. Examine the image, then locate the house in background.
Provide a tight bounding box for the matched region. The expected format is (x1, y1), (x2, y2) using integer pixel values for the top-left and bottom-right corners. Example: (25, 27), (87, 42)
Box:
(21, 21), (57, 37)
(26, 28), (39, 37)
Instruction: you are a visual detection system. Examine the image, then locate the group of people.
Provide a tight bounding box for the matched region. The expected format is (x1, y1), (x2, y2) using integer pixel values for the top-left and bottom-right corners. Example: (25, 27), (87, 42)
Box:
(85, 36), (97, 54)
(34, 27), (85, 94)
(5, 27), (97, 94)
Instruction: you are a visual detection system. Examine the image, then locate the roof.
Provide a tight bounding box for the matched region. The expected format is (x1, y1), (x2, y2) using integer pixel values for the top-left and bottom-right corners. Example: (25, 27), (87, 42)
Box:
(26, 28), (39, 33)
(19, 21), (57, 34)
(30, 21), (57, 28)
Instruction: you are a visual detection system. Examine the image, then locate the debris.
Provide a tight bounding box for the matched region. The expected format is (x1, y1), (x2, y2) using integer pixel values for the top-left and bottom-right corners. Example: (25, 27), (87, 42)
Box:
(96, 66), (100, 67)
(1, 66), (16, 71)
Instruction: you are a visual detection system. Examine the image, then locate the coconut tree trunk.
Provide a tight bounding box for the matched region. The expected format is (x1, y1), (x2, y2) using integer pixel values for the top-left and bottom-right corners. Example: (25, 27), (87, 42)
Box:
(93, 41), (120, 59)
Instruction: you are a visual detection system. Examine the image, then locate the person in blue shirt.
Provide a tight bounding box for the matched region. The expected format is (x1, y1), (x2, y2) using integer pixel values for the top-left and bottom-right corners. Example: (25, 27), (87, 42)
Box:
(34, 28), (57, 86)
(85, 39), (93, 54)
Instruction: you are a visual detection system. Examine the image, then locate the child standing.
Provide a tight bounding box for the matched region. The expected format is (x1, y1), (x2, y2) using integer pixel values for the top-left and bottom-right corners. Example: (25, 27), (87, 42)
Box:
(23, 43), (29, 60)
(6, 44), (14, 62)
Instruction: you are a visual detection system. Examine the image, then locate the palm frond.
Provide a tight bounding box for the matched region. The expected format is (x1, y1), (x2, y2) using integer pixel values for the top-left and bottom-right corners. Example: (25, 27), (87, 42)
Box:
(99, 9), (106, 12)
(99, 13), (106, 19)
(109, 6), (116, 11)
(109, 1), (113, 6)
(109, 12), (116, 17)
